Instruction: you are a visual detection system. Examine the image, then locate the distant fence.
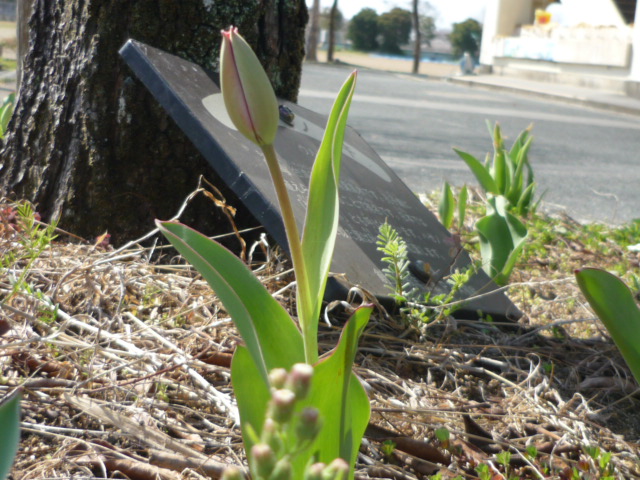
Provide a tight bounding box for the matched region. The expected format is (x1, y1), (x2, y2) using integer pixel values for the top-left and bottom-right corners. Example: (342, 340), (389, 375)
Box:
(0, 2), (15, 21)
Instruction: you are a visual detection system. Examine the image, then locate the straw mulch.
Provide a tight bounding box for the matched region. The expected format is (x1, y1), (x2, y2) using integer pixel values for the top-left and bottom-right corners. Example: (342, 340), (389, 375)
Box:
(1, 194), (639, 480)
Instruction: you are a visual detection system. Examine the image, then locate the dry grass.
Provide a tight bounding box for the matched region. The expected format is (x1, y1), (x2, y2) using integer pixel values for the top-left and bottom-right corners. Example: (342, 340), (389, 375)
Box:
(1, 192), (640, 480)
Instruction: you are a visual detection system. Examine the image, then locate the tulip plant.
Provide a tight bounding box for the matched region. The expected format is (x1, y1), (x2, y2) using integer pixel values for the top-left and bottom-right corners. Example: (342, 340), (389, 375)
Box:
(576, 268), (640, 385)
(157, 28), (372, 479)
(0, 388), (21, 480)
(454, 121), (538, 217)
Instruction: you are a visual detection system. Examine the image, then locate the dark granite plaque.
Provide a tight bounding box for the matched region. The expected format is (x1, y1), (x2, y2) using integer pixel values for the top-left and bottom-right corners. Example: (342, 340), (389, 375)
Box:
(120, 39), (521, 320)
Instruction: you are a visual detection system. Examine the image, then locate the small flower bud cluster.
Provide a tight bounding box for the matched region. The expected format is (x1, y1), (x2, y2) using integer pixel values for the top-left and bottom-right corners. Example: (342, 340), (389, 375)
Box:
(223, 364), (324, 480)
(304, 459), (350, 480)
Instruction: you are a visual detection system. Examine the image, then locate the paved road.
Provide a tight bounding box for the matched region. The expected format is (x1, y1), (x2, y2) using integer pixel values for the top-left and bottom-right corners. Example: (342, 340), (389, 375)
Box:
(298, 63), (640, 225)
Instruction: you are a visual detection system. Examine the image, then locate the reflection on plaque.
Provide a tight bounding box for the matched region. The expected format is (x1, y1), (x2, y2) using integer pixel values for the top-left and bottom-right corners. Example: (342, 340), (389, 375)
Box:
(120, 39), (521, 321)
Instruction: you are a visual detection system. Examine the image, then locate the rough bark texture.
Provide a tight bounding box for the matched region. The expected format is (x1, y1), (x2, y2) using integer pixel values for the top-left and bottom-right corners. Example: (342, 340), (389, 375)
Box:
(0, 0), (308, 244)
(17, 0), (32, 89)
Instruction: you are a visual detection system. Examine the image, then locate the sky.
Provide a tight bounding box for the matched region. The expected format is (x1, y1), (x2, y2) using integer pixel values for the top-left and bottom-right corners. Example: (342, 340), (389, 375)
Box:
(306, 0), (487, 29)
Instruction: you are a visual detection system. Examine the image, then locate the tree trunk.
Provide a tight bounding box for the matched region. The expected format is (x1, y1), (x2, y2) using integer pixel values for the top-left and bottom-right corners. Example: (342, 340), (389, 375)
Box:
(305, 0), (320, 61)
(0, 0), (308, 244)
(412, 0), (421, 74)
(16, 0), (32, 90)
(327, 0), (338, 62)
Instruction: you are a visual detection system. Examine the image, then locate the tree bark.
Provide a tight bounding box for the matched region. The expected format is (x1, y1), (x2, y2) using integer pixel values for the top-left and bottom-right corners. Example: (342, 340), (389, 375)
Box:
(16, 0), (32, 90)
(305, 0), (320, 61)
(0, 0), (308, 244)
(412, 0), (421, 74)
(327, 0), (338, 62)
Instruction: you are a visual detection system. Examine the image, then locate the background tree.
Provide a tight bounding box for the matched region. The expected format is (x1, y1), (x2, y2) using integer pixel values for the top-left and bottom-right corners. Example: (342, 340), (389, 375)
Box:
(450, 18), (483, 57)
(419, 14), (437, 47)
(0, 0), (308, 244)
(306, 0), (321, 61)
(411, 0), (420, 73)
(319, 5), (343, 31)
(347, 8), (379, 52)
(326, 0), (339, 62)
(377, 7), (412, 55)
(408, 0), (437, 73)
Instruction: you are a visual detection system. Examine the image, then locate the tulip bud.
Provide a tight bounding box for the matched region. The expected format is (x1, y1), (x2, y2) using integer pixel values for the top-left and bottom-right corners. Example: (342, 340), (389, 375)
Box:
(220, 27), (279, 147)
(269, 457), (293, 480)
(286, 363), (313, 400)
(221, 466), (244, 480)
(296, 407), (321, 442)
(304, 462), (326, 480)
(322, 458), (349, 480)
(268, 389), (296, 424)
(261, 418), (283, 453)
(268, 368), (288, 390)
(251, 443), (276, 479)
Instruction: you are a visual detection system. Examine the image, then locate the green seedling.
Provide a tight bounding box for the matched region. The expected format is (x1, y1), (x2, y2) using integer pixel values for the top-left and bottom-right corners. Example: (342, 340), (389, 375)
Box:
(435, 427), (450, 449)
(377, 221), (414, 304)
(381, 440), (396, 458)
(377, 222), (473, 324)
(475, 463), (491, 480)
(496, 450), (512, 476)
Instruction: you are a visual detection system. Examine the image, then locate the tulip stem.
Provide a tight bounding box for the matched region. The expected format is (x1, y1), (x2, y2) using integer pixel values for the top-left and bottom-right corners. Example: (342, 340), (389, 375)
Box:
(261, 144), (316, 363)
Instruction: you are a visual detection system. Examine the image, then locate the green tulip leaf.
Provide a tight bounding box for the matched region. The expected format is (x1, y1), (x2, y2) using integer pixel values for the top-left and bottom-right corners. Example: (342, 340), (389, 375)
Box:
(292, 305), (373, 479)
(157, 221), (304, 382)
(300, 71), (357, 361)
(493, 149), (508, 195)
(507, 135), (533, 207)
(575, 268), (640, 384)
(516, 182), (536, 216)
(439, 182), (455, 230)
(476, 196), (528, 286)
(0, 388), (21, 480)
(453, 148), (498, 194)
(230, 345), (271, 453)
(458, 184), (468, 230)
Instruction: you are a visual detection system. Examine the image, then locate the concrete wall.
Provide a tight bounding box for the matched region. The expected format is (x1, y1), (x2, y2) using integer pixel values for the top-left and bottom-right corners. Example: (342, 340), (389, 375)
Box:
(481, 0), (638, 78)
(480, 0), (534, 66)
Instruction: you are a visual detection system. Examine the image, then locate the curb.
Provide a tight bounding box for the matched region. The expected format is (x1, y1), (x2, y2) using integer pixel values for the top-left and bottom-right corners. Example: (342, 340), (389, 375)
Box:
(448, 76), (640, 117)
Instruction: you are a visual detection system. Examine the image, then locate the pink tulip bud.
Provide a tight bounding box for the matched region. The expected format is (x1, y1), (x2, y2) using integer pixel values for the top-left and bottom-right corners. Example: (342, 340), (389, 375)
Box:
(221, 466), (244, 480)
(220, 27), (279, 147)
(270, 457), (293, 480)
(296, 407), (321, 442)
(287, 363), (313, 400)
(322, 458), (349, 480)
(269, 388), (296, 424)
(268, 368), (288, 389)
(250, 443), (276, 478)
(304, 463), (326, 480)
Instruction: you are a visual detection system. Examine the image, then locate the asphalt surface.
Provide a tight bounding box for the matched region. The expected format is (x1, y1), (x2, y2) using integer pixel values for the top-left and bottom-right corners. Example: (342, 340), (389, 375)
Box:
(298, 63), (640, 225)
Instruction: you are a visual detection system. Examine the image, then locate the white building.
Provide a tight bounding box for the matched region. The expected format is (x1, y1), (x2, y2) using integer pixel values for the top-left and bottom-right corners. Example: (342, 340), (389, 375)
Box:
(479, 0), (640, 97)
